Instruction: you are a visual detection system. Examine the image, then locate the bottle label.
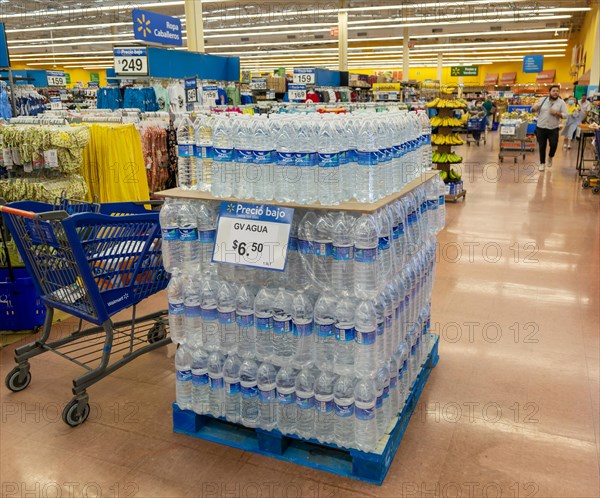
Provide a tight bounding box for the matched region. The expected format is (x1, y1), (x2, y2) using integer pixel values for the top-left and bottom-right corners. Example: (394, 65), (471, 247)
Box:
(355, 247), (377, 263)
(273, 318), (292, 334)
(196, 146), (214, 159)
(408, 211), (417, 225)
(378, 236), (390, 251)
(439, 194), (446, 207)
(288, 237), (298, 251)
(259, 388), (276, 402)
(293, 321), (313, 337)
(241, 385), (258, 398)
(237, 314), (254, 327)
(383, 386), (390, 399)
(377, 321), (384, 337)
(199, 229), (216, 243)
(161, 227), (179, 241)
(376, 395), (383, 409)
(357, 151), (378, 166)
(356, 329), (376, 345)
(334, 402), (354, 417)
(332, 245), (354, 261)
(277, 391), (295, 405)
(318, 152), (340, 168)
(256, 316), (272, 331)
(392, 225), (400, 240)
(169, 302), (184, 315)
(253, 150), (274, 164)
(392, 145), (403, 158)
(397, 221), (405, 235)
(335, 325), (355, 342)
(295, 152), (317, 167)
(184, 305), (202, 318)
(376, 149), (387, 164)
(339, 150), (349, 165)
(179, 228), (198, 242)
(296, 395), (315, 410)
(420, 202), (427, 215)
(176, 369), (192, 381)
(277, 152), (296, 166)
(298, 239), (313, 255)
(389, 375), (397, 389)
(213, 147), (233, 162)
(348, 149), (358, 163)
(218, 310), (236, 324)
(236, 149), (254, 164)
(225, 381), (241, 395)
(315, 322), (333, 337)
(201, 307), (218, 321)
(209, 376), (224, 390)
(427, 199), (438, 211)
(316, 399), (333, 413)
(192, 372), (209, 386)
(355, 406), (375, 421)
(314, 242), (332, 257)
(385, 315), (393, 330)
(178, 144), (195, 157)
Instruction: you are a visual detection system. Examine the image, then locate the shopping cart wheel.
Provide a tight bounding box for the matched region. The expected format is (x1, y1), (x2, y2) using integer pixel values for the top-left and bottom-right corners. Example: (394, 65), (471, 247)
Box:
(514, 158), (517, 164)
(583, 179), (590, 188)
(5, 366), (31, 392)
(147, 320), (167, 344)
(593, 186), (600, 194)
(62, 397), (90, 427)
(499, 157), (504, 163)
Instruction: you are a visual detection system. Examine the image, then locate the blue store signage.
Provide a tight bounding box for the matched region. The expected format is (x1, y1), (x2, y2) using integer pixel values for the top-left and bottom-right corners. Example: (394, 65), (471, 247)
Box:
(523, 55), (544, 73)
(132, 9), (182, 47)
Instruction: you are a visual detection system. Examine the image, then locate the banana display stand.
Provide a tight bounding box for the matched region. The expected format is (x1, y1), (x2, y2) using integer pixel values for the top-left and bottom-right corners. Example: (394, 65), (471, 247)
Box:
(427, 88), (467, 203)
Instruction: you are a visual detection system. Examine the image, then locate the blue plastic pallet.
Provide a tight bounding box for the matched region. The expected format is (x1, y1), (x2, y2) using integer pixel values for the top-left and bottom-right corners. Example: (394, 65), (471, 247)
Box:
(173, 334), (440, 485)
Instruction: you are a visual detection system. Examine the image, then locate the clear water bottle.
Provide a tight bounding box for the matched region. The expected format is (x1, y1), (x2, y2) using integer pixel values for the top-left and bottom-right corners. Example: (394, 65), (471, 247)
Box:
(333, 374), (355, 448)
(345, 116), (358, 201)
(354, 214), (379, 299)
(218, 282), (238, 355)
(390, 113), (403, 192)
(175, 344), (192, 410)
(183, 270), (202, 345)
(274, 116), (297, 202)
(211, 115), (235, 199)
(354, 299), (377, 378)
(235, 115), (255, 199)
(179, 201), (199, 270)
(374, 293), (386, 365)
(375, 366), (389, 440)
(196, 202), (217, 272)
(159, 198), (181, 273)
(297, 211), (316, 291)
(426, 178), (439, 234)
(295, 116), (318, 204)
(272, 288), (294, 366)
(276, 366), (298, 434)
(254, 287), (274, 361)
(334, 295), (356, 376)
(200, 276), (220, 352)
(177, 116), (196, 190)
(317, 116), (341, 206)
(253, 115), (275, 201)
(314, 370), (336, 443)
(240, 358), (259, 427)
(207, 351), (225, 417)
(397, 340), (409, 410)
(355, 117), (379, 203)
(236, 285), (256, 358)
(314, 213), (333, 290)
(376, 208), (392, 288)
(437, 173), (446, 231)
(292, 291), (314, 368)
(295, 366), (317, 439)
(223, 354), (242, 422)
(285, 214), (302, 291)
(190, 338), (209, 414)
(257, 362), (278, 430)
(384, 285), (397, 361)
(195, 113), (213, 191)
(331, 212), (355, 293)
(390, 200), (405, 270)
(387, 356), (399, 417)
(314, 293), (336, 371)
(375, 115), (393, 198)
(167, 272), (186, 344)
(354, 376), (377, 452)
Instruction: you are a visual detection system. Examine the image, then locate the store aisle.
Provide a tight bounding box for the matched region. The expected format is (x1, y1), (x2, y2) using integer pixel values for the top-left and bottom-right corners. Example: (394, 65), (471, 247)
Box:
(1, 134), (598, 498)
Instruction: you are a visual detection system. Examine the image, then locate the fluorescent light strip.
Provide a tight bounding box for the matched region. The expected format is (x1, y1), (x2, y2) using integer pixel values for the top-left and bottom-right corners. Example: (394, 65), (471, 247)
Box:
(0, 1), (184, 19)
(5, 22), (131, 34)
(7, 33), (132, 44)
(9, 50), (114, 58)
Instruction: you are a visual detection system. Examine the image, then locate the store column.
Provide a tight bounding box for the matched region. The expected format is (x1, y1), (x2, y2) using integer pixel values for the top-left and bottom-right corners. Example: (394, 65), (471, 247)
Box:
(403, 28), (409, 81)
(185, 0), (205, 52)
(338, 2), (348, 71)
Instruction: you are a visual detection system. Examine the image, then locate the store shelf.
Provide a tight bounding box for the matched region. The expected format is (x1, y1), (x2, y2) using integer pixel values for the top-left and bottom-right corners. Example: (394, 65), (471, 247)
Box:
(445, 190), (467, 203)
(173, 333), (440, 485)
(156, 171), (438, 213)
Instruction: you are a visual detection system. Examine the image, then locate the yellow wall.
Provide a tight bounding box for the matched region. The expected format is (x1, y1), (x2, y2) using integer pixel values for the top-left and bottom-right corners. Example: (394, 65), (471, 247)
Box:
(10, 62), (107, 87)
(577, 5), (598, 76)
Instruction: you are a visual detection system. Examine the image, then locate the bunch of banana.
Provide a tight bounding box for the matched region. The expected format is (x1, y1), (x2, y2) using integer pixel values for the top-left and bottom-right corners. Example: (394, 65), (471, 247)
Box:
(441, 85), (456, 95)
(439, 170), (448, 181)
(426, 98), (468, 109)
(449, 168), (462, 181)
(430, 116), (463, 127)
(431, 133), (465, 145)
(432, 151), (463, 163)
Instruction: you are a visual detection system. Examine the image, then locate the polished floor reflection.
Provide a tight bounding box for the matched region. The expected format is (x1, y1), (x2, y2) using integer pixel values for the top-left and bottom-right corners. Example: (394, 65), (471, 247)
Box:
(1, 133), (598, 497)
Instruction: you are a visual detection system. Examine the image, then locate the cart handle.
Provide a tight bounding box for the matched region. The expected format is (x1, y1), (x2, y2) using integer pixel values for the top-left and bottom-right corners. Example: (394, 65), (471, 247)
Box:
(0, 206), (69, 221)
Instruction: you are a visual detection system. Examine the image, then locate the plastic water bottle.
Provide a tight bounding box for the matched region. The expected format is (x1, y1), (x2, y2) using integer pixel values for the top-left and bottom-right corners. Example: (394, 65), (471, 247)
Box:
(375, 366), (389, 440)
(384, 285), (397, 360)
(255, 287), (274, 361)
(375, 115), (393, 197)
(297, 211), (316, 291)
(177, 116), (196, 190)
(167, 272), (186, 344)
(207, 351), (225, 417)
(235, 115), (255, 199)
(333, 375), (355, 448)
(178, 201), (199, 270)
(240, 358), (259, 427)
(218, 282), (238, 355)
(331, 212), (355, 293)
(387, 356), (399, 417)
(317, 116), (341, 205)
(295, 116), (318, 204)
(276, 366), (298, 434)
(314, 213), (333, 290)
(200, 276), (220, 352)
(355, 117), (379, 203)
(175, 344), (192, 410)
(314, 293), (336, 371)
(354, 376), (377, 452)
(295, 366), (316, 439)
(426, 178), (439, 234)
(286, 214), (302, 290)
(236, 285), (256, 358)
(190, 339), (209, 414)
(196, 202), (216, 271)
(223, 354), (241, 422)
(390, 113), (403, 192)
(374, 294), (386, 365)
(376, 208), (392, 288)
(345, 116), (358, 201)
(334, 295), (356, 376)
(253, 115), (275, 201)
(390, 201), (405, 271)
(354, 299), (377, 377)
(183, 270), (202, 344)
(272, 289), (294, 366)
(291, 291), (314, 368)
(159, 198), (181, 273)
(195, 113), (213, 191)
(274, 116), (297, 202)
(257, 362), (278, 430)
(437, 173), (446, 231)
(353, 214), (379, 299)
(313, 370), (336, 443)
(211, 115), (235, 198)
(397, 340), (409, 410)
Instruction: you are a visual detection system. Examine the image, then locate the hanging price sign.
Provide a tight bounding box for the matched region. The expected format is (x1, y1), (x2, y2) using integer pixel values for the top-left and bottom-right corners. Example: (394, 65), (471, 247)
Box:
(500, 124), (516, 136)
(251, 78), (267, 90)
(288, 83), (306, 101)
(47, 70), (67, 87)
(212, 202), (294, 271)
(49, 97), (62, 110)
(293, 68), (315, 85)
(184, 78), (198, 103)
(114, 47), (148, 76)
(202, 85), (219, 103)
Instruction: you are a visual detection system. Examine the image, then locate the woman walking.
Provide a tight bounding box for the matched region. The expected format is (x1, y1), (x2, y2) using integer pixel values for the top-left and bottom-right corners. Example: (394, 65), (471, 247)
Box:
(561, 96), (581, 149)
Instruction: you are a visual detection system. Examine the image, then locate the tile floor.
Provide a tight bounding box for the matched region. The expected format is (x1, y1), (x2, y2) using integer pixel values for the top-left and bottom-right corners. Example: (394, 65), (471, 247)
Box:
(1, 132), (598, 497)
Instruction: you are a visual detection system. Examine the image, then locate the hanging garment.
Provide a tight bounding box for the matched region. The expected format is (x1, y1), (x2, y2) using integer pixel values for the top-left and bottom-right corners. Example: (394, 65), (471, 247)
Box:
(140, 124), (169, 194)
(168, 83), (186, 114)
(0, 84), (12, 119)
(97, 87), (123, 110)
(153, 85), (169, 112)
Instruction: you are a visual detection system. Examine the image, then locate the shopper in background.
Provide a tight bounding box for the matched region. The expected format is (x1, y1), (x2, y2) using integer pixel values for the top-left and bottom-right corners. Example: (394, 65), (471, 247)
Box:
(482, 97), (497, 130)
(468, 101), (486, 143)
(531, 85), (568, 171)
(561, 96), (581, 150)
(579, 94), (591, 122)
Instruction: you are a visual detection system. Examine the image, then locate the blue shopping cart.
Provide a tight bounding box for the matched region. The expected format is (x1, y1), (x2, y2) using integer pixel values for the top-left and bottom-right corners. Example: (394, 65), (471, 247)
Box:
(466, 116), (487, 146)
(0, 199), (170, 426)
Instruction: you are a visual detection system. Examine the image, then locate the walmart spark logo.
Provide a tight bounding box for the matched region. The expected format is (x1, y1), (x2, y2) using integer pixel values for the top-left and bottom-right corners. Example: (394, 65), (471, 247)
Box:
(135, 13), (151, 38)
(226, 203), (236, 213)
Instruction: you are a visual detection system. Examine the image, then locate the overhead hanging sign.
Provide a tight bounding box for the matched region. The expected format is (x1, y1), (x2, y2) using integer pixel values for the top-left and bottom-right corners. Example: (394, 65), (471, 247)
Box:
(114, 47), (149, 76)
(288, 84), (307, 101)
(251, 78), (267, 90)
(536, 69), (555, 84)
(0, 23), (9, 68)
(450, 66), (479, 77)
(46, 70), (66, 87)
(213, 202), (294, 272)
(484, 73), (499, 85)
(523, 55), (544, 73)
(184, 77), (198, 103)
(90, 72), (100, 83)
(293, 68), (315, 85)
(132, 9), (182, 47)
(202, 85), (219, 104)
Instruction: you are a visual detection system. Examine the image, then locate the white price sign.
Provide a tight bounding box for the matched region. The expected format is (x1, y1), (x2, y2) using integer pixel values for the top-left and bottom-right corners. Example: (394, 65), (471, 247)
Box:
(293, 69), (315, 85)
(251, 78), (267, 91)
(288, 84), (306, 101)
(50, 97), (62, 110)
(114, 47), (148, 76)
(501, 125), (516, 136)
(47, 71), (66, 87)
(212, 202), (294, 271)
(202, 86), (219, 103)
